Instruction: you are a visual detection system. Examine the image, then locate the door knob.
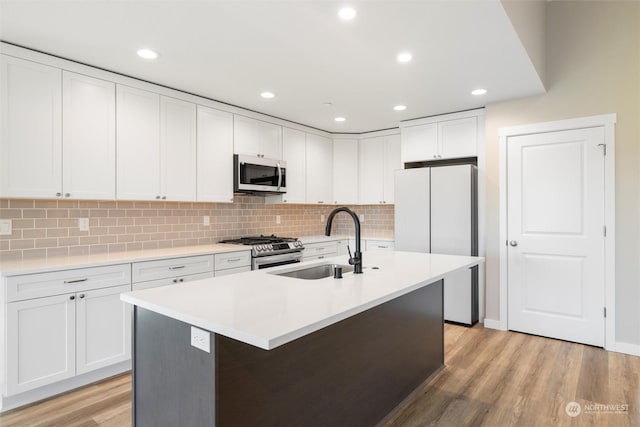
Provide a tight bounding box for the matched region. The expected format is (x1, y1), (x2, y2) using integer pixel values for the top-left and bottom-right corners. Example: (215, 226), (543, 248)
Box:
(509, 240), (518, 247)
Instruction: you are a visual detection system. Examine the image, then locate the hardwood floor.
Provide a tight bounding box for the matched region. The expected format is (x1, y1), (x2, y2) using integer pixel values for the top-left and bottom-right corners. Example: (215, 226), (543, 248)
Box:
(1, 324), (638, 427)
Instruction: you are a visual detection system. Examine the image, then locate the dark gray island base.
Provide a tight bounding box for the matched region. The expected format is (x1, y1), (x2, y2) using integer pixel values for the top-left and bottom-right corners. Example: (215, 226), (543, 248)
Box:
(132, 280), (444, 427)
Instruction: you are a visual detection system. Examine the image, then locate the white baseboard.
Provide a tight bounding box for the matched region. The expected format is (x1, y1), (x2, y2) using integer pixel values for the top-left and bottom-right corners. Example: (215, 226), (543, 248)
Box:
(482, 318), (506, 331)
(614, 341), (640, 356)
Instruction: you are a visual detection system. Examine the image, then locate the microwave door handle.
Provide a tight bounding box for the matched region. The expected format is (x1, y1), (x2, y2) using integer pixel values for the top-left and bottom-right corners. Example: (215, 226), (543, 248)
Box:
(277, 162), (282, 191)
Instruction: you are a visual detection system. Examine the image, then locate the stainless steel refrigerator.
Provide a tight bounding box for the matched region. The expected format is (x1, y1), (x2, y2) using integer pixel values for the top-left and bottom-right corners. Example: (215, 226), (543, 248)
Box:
(394, 164), (478, 325)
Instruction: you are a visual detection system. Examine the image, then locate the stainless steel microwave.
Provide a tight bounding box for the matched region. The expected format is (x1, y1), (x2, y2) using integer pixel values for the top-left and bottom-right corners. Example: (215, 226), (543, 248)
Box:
(233, 154), (287, 194)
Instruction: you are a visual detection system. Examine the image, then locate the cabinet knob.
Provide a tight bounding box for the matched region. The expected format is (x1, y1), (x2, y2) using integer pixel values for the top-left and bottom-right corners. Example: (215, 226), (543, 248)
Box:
(173, 279), (178, 283)
(283, 199), (287, 203)
(162, 196), (167, 200)
(79, 294), (85, 299)
(56, 192), (62, 197)
(318, 201), (324, 204)
(509, 240), (518, 247)
(69, 295), (75, 300)
(179, 278), (184, 283)
(155, 195), (161, 200)
(65, 193), (70, 198)
(433, 155), (437, 159)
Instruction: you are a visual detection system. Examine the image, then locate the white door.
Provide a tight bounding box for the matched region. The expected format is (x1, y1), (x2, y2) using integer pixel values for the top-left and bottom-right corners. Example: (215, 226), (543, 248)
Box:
(233, 115), (282, 159)
(0, 55), (62, 199)
(116, 85), (160, 200)
(333, 138), (358, 204)
(400, 123), (438, 163)
(438, 117), (477, 159)
(196, 105), (234, 203)
(160, 96), (196, 201)
(394, 168), (430, 253)
(305, 133), (333, 204)
(507, 127), (605, 346)
(6, 294), (76, 395)
(281, 127), (306, 203)
(76, 285), (131, 374)
(62, 71), (116, 200)
(358, 136), (385, 204)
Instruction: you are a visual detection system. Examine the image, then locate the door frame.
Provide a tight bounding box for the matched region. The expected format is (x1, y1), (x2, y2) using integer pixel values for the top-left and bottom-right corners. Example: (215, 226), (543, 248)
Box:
(498, 114), (616, 351)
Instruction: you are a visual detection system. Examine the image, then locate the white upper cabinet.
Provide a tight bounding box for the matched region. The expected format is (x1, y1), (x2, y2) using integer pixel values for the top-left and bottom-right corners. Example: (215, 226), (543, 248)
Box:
(332, 139), (358, 204)
(116, 85), (161, 200)
(233, 115), (282, 159)
(438, 117), (477, 159)
(117, 86), (197, 201)
(62, 71), (116, 200)
(0, 55), (62, 198)
(281, 127), (306, 203)
(359, 135), (400, 204)
(400, 123), (437, 164)
(305, 133), (333, 204)
(197, 105), (234, 203)
(160, 96), (196, 201)
(400, 113), (479, 163)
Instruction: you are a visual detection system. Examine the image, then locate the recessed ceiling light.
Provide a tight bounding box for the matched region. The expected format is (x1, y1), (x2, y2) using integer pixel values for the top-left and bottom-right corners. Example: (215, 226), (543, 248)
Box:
(334, 117), (346, 122)
(397, 52), (413, 63)
(136, 48), (158, 60)
(260, 91), (275, 99)
(393, 105), (407, 111)
(471, 88), (487, 96)
(338, 7), (356, 20)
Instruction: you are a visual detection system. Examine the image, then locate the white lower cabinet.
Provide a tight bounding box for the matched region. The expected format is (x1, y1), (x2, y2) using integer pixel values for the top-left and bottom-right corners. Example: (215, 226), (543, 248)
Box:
(132, 272), (213, 291)
(366, 239), (395, 251)
(302, 241), (338, 262)
(76, 285), (131, 375)
(215, 266), (251, 276)
(6, 294), (76, 396)
(4, 264), (131, 396)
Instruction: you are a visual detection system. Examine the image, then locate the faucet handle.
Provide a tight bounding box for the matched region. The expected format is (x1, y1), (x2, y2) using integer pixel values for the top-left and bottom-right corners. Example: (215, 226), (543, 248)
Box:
(347, 243), (353, 259)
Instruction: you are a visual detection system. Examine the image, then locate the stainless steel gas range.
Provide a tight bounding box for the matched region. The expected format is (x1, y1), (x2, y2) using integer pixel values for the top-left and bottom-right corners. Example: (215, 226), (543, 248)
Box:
(220, 235), (304, 270)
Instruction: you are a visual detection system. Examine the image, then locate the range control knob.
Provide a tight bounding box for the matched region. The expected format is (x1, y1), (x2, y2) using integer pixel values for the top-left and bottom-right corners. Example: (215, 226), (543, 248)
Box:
(266, 244), (273, 251)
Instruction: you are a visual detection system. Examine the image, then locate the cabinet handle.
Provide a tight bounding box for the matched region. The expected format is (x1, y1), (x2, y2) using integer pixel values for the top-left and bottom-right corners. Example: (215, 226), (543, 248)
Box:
(162, 196), (167, 200)
(56, 192), (62, 197)
(179, 278), (184, 283)
(69, 295), (75, 300)
(65, 193), (70, 198)
(318, 255), (325, 259)
(64, 278), (88, 284)
(318, 201), (324, 204)
(79, 294), (85, 299)
(227, 258), (241, 262)
(283, 200), (287, 203)
(156, 195), (161, 199)
(378, 246), (388, 249)
(173, 279), (178, 283)
(169, 266), (185, 270)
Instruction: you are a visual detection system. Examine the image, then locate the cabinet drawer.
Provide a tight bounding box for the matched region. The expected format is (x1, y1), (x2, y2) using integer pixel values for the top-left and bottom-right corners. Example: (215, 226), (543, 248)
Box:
(214, 251), (251, 271)
(132, 255), (213, 283)
(132, 271), (213, 291)
(6, 264), (131, 303)
(302, 242), (338, 257)
(215, 265), (251, 277)
(366, 240), (395, 251)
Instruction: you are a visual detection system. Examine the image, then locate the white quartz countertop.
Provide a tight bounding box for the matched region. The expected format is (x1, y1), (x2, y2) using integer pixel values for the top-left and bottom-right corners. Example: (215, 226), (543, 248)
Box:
(300, 235), (393, 243)
(0, 244), (249, 276)
(121, 251), (483, 350)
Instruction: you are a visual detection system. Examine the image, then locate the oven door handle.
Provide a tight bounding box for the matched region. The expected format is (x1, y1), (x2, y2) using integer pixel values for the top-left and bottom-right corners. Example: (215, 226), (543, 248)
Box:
(276, 162), (282, 191)
(254, 252), (302, 268)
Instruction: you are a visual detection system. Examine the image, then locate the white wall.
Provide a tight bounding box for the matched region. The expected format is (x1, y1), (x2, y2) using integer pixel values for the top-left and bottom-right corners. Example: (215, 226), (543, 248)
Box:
(484, 1), (640, 345)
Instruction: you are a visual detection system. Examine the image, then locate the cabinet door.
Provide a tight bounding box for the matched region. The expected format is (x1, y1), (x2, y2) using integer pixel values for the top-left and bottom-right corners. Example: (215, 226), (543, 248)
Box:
(281, 127), (306, 203)
(305, 134), (333, 204)
(383, 134), (402, 203)
(233, 115), (282, 159)
(76, 285), (131, 375)
(333, 139), (358, 204)
(365, 239), (395, 251)
(62, 71), (116, 200)
(197, 106), (234, 202)
(160, 96), (196, 201)
(116, 85), (160, 200)
(6, 294), (76, 395)
(438, 117), (477, 159)
(358, 136), (385, 204)
(400, 123), (438, 163)
(0, 55), (62, 198)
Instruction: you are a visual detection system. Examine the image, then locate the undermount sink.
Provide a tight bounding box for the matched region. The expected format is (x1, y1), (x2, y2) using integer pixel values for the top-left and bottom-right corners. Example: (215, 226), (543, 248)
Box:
(270, 263), (354, 280)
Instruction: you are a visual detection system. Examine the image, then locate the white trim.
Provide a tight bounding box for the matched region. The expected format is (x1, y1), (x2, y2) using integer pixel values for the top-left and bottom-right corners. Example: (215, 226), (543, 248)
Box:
(482, 318), (505, 331)
(498, 114), (617, 349)
(614, 341), (640, 357)
(399, 108), (485, 128)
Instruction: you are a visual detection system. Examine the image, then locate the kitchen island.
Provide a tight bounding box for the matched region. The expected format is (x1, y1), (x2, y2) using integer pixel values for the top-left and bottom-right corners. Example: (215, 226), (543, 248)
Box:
(122, 251), (483, 426)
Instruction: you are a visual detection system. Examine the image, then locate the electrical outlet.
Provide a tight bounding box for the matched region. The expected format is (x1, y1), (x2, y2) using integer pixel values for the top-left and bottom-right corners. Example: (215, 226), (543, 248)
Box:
(276, 215), (281, 224)
(321, 214), (325, 223)
(78, 218), (89, 232)
(190, 326), (210, 353)
(359, 214), (365, 222)
(203, 215), (210, 226)
(0, 219), (12, 236)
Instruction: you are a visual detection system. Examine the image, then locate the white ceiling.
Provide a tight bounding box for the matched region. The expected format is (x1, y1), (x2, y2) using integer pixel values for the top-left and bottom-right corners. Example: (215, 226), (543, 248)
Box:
(0, 1), (545, 133)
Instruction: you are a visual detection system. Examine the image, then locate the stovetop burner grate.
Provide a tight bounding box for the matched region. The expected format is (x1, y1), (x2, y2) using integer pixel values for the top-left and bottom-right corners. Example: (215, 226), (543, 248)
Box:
(220, 234), (298, 246)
